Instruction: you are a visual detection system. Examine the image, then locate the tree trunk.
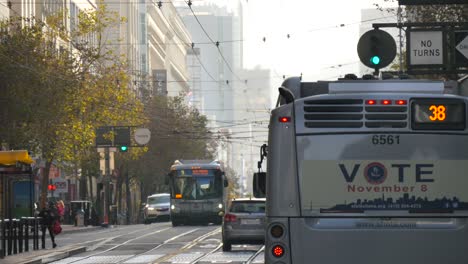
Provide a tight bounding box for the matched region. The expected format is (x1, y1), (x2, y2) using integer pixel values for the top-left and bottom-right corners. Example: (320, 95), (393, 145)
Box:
(88, 174), (94, 203)
(80, 176), (87, 200)
(40, 160), (52, 209)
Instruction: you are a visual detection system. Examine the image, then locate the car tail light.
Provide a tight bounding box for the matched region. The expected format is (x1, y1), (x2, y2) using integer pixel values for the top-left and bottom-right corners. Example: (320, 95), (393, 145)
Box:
(279, 116), (291, 123)
(224, 213), (237, 222)
(270, 225), (284, 238)
(272, 245), (285, 258)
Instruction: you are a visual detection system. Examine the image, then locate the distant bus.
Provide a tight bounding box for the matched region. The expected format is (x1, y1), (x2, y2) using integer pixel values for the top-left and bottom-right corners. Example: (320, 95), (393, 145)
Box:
(168, 160), (228, 226)
(255, 77), (468, 264)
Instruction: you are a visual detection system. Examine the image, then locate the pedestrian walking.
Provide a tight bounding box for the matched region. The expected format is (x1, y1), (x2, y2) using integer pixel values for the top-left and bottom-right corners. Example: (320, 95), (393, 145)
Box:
(39, 201), (58, 248)
(56, 200), (65, 223)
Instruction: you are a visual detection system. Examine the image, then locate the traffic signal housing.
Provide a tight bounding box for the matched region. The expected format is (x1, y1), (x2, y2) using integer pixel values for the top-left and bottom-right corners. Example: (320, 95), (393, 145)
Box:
(357, 29), (396, 70)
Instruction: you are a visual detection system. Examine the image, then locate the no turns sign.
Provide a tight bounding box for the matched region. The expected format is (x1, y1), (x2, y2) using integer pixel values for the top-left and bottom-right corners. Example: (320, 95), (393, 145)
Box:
(409, 31), (444, 66)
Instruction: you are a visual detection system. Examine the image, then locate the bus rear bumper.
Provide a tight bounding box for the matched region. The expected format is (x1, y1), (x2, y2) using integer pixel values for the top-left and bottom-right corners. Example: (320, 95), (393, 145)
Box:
(265, 217), (468, 264)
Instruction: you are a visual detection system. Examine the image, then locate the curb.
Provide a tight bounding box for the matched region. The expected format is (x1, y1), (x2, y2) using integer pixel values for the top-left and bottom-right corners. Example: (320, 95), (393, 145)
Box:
(22, 246), (86, 264)
(61, 226), (104, 235)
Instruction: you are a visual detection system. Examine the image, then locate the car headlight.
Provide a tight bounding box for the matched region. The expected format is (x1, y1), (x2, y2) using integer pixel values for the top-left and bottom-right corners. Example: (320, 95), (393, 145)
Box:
(148, 207), (155, 211)
(218, 203), (223, 209)
(171, 205), (175, 210)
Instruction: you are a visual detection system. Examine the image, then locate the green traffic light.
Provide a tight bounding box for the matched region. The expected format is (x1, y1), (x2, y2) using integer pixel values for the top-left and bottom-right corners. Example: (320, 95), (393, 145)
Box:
(120, 146), (128, 152)
(370, 55), (381, 65)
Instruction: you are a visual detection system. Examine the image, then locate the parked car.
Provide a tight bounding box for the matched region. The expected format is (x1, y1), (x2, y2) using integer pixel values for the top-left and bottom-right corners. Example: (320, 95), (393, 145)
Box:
(222, 198), (266, 251)
(144, 193), (170, 224)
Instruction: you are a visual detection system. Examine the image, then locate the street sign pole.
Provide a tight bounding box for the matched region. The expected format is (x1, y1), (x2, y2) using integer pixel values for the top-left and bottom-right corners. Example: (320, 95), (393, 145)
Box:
(103, 147), (110, 227)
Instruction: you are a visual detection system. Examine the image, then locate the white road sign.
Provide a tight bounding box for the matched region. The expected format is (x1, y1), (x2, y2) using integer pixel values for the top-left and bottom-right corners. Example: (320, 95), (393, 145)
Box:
(134, 128), (151, 145)
(52, 178), (68, 193)
(456, 35), (468, 60)
(409, 31), (443, 65)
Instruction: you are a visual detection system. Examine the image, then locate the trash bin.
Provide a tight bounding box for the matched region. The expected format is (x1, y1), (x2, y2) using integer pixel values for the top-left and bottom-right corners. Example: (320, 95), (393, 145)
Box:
(75, 209), (85, 226)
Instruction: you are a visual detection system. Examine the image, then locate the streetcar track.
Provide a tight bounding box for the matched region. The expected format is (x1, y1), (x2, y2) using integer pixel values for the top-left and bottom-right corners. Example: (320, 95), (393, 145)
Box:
(245, 246), (264, 264)
(54, 225), (173, 264)
(152, 227), (222, 264)
(84, 224), (170, 251)
(113, 227), (204, 264)
(188, 243), (222, 264)
(51, 225), (263, 264)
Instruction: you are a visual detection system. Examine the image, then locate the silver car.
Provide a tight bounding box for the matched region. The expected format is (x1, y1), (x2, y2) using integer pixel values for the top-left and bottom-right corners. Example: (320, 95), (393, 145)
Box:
(222, 198), (266, 251)
(144, 193), (170, 224)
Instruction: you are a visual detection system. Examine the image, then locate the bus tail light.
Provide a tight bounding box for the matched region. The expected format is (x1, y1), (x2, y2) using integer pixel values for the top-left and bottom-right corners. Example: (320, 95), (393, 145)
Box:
(272, 245), (285, 258)
(279, 116), (291, 123)
(270, 225), (284, 238)
(366, 99), (376, 105)
(396, 100), (407, 105)
(224, 213), (237, 222)
(381, 100), (392, 105)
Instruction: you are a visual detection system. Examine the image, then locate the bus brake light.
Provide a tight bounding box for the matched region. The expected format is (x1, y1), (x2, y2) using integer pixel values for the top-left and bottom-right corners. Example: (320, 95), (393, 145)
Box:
(279, 117), (291, 123)
(366, 100), (376, 105)
(382, 100), (391, 105)
(396, 100), (407, 105)
(272, 245), (285, 258)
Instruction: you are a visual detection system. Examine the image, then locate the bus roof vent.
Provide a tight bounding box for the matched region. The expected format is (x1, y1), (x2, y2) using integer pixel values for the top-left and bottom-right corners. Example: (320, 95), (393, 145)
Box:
(329, 81), (444, 94)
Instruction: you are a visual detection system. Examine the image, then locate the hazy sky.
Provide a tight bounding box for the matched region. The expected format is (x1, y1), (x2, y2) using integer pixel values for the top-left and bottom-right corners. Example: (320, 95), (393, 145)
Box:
(207, 0), (399, 82)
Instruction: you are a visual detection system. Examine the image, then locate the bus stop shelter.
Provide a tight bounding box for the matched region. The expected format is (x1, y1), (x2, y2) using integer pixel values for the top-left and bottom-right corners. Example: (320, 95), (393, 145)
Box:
(0, 150), (37, 258)
(0, 150), (34, 220)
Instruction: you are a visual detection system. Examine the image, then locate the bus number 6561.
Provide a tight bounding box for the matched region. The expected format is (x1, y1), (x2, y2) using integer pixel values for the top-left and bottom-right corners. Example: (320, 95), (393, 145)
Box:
(372, 135), (400, 145)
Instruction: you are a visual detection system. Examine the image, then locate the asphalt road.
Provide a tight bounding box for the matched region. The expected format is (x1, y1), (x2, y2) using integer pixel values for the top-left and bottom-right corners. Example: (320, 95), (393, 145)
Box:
(48, 222), (264, 264)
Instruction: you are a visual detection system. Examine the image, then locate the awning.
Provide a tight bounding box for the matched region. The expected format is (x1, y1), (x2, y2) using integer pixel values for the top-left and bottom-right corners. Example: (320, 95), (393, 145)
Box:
(0, 150), (34, 166)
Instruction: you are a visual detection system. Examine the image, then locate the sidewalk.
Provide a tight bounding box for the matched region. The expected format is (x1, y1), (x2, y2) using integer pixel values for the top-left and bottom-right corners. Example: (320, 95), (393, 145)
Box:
(1, 225), (105, 264)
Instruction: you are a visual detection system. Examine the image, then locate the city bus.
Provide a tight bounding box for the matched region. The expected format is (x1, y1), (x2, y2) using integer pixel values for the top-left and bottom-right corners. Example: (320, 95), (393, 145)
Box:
(168, 160), (228, 226)
(255, 76), (468, 264)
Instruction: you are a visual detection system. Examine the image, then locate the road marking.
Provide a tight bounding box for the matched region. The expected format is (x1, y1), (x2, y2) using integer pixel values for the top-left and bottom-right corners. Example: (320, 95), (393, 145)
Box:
(167, 252), (205, 263)
(73, 255), (134, 264)
(50, 257), (87, 264)
(198, 251), (253, 263)
(123, 254), (165, 263)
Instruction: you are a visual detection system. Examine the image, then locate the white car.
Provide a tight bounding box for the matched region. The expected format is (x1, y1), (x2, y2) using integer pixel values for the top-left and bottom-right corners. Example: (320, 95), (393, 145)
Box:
(144, 193), (170, 224)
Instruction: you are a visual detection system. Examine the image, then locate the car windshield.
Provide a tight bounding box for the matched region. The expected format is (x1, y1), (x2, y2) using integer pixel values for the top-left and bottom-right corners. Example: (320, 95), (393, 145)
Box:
(230, 201), (265, 213)
(147, 196), (169, 205)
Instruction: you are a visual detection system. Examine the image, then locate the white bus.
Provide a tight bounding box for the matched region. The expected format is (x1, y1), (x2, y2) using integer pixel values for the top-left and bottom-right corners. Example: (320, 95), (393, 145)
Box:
(254, 77), (468, 264)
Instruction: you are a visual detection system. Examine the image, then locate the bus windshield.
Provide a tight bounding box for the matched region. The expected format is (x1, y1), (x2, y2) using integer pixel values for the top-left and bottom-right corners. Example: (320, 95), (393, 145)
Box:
(297, 134), (468, 216)
(171, 170), (222, 200)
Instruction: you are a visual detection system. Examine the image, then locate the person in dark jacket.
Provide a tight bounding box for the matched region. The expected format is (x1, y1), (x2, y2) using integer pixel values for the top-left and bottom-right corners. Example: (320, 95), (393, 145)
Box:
(39, 201), (58, 248)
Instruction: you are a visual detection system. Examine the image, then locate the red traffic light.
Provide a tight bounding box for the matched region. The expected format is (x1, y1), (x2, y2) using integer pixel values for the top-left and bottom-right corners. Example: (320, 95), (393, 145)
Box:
(48, 184), (56, 191)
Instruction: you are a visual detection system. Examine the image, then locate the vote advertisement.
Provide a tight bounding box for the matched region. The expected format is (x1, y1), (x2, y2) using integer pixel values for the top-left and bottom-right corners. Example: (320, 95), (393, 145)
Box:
(301, 160), (468, 213)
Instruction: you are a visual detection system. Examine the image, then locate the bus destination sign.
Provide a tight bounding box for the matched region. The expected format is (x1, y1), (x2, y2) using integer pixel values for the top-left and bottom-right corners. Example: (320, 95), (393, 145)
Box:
(411, 99), (465, 130)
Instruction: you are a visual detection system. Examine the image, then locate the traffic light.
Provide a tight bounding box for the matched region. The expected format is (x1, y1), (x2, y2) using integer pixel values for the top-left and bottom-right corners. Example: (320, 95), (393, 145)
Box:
(357, 29), (396, 70)
(48, 184), (56, 191)
(119, 145), (128, 152)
